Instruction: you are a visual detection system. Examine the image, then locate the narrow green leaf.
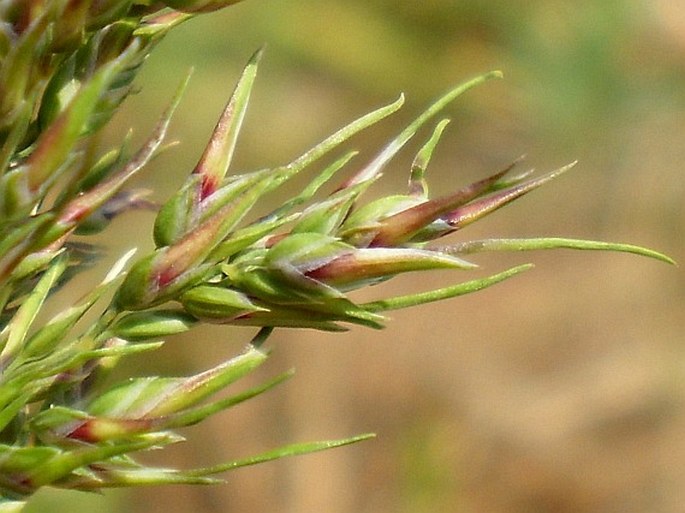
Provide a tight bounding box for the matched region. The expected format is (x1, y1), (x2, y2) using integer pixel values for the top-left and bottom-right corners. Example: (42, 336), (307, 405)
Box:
(363, 264), (533, 312)
(268, 150), (358, 220)
(0, 99), (32, 177)
(7, 247), (63, 283)
(273, 94), (405, 190)
(409, 118), (451, 197)
(0, 392), (31, 434)
(68, 467), (218, 489)
(25, 433), (177, 488)
(0, 215), (54, 280)
(20, 249), (135, 360)
(1, 254), (68, 361)
(164, 370), (293, 430)
(339, 71), (502, 189)
(80, 342), (166, 362)
(186, 433), (376, 476)
(448, 238), (676, 265)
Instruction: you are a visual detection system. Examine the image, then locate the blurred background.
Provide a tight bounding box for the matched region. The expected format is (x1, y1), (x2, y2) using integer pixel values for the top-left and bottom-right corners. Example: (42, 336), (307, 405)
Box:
(25, 0), (684, 512)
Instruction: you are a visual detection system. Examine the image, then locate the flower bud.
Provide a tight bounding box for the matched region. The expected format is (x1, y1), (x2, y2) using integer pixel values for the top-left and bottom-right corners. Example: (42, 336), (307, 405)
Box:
(339, 195), (422, 247)
(87, 346), (267, 419)
(306, 247), (477, 289)
(119, 173), (275, 311)
(111, 310), (196, 341)
(443, 163), (575, 231)
(290, 181), (365, 237)
(265, 233), (354, 274)
(367, 162), (521, 247)
(180, 285), (267, 321)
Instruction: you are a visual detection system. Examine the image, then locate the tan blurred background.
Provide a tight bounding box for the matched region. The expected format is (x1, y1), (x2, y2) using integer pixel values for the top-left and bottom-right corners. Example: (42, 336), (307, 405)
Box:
(25, 1), (684, 512)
